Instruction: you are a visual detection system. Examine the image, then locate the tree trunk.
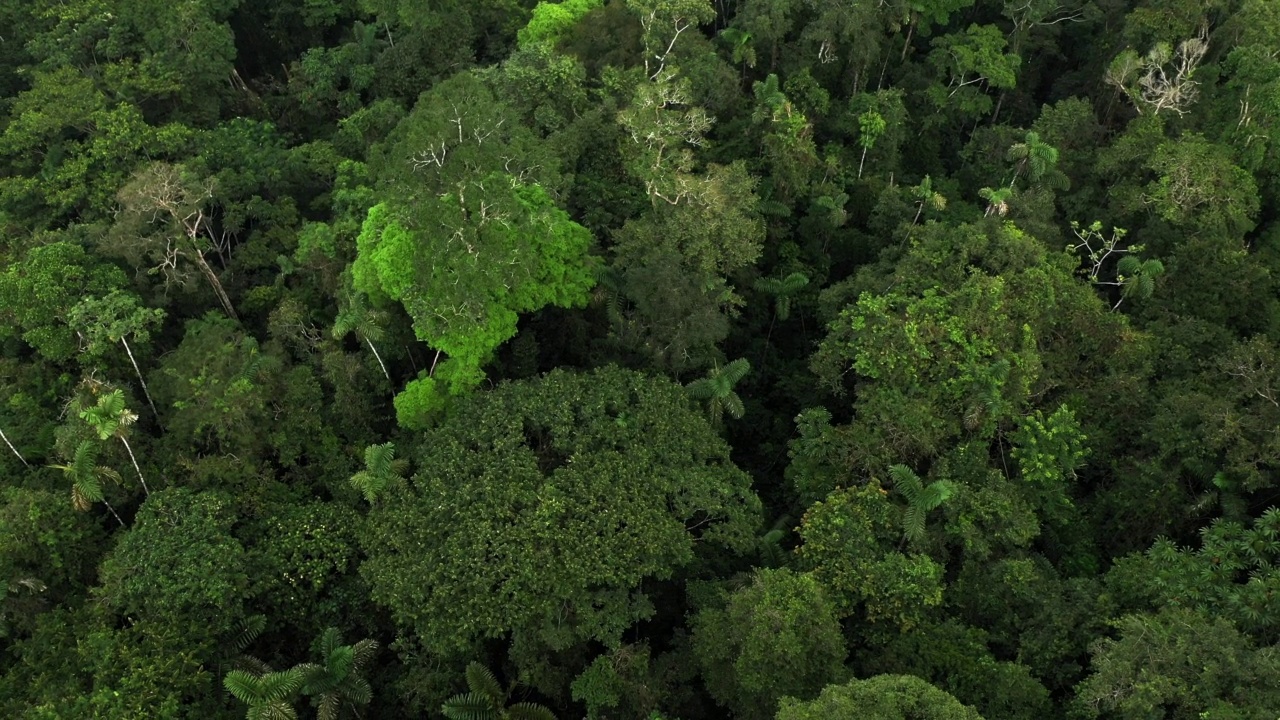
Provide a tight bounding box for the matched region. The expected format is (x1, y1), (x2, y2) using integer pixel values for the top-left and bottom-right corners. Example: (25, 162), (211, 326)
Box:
(0, 427), (28, 467)
(858, 146), (869, 179)
(364, 335), (392, 386)
(120, 437), (149, 496)
(121, 337), (160, 421)
(102, 498), (126, 527)
(191, 247), (239, 320)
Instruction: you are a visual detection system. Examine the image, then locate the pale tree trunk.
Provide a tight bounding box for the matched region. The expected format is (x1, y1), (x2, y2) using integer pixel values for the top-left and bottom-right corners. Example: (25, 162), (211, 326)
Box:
(121, 337), (160, 421)
(120, 437), (149, 496)
(102, 499), (126, 527)
(0, 427), (28, 467)
(364, 336), (392, 384)
(191, 247), (238, 320)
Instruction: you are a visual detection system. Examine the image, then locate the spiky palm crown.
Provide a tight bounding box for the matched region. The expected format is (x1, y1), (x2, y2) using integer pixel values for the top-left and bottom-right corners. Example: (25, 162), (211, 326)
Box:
(350, 442), (407, 503)
(224, 667), (304, 720)
(442, 663), (557, 720)
(887, 464), (957, 544)
(685, 358), (750, 423)
(1117, 256), (1164, 300)
(79, 389), (136, 440)
(298, 628), (378, 720)
(51, 440), (120, 511)
(755, 273), (809, 319)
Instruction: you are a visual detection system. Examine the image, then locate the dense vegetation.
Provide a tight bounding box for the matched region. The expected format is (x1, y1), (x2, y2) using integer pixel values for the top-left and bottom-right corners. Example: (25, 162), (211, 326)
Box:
(3, 0), (1280, 717)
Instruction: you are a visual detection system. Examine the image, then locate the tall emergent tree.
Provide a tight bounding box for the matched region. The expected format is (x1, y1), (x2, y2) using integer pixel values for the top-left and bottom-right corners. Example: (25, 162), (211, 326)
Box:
(361, 366), (759, 681)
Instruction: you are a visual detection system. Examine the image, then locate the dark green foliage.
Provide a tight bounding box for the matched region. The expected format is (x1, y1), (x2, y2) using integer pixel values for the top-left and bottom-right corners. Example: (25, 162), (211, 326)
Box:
(4, 0), (1280, 717)
(692, 568), (846, 720)
(362, 366), (760, 670)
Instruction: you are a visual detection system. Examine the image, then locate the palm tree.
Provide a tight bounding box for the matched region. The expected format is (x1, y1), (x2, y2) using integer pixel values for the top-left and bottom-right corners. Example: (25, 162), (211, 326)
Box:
(1006, 131), (1060, 188)
(754, 272), (809, 321)
(685, 358), (751, 426)
(887, 464), (956, 546)
(224, 667), (304, 720)
(296, 628), (379, 720)
(909, 175), (947, 227)
(48, 440), (125, 527)
(442, 662), (557, 720)
(78, 388), (148, 496)
(349, 442), (408, 504)
(979, 186), (1013, 217)
(1113, 256), (1165, 309)
(333, 287), (392, 386)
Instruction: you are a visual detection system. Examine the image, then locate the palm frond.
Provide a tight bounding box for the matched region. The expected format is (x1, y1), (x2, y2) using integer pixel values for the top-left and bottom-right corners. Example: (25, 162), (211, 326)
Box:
(508, 702), (559, 720)
(442, 692), (499, 720)
(363, 442), (397, 476)
(225, 670), (266, 704)
(316, 627), (342, 659)
(919, 480), (957, 511)
(350, 639), (379, 670)
(232, 615), (267, 653)
(903, 505), (927, 543)
(720, 358), (751, 385)
(465, 662), (504, 703)
(888, 464), (923, 506)
(315, 693), (341, 720)
(684, 378), (715, 399)
(261, 669), (304, 703)
(722, 392), (745, 420)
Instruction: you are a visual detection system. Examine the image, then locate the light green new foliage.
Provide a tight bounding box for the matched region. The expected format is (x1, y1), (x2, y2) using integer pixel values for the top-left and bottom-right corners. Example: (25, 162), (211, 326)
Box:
(518, 0), (602, 47)
(353, 182), (595, 428)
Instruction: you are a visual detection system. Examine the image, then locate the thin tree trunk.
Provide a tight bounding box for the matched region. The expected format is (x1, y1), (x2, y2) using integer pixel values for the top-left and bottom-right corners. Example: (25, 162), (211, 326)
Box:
(191, 247), (238, 320)
(900, 19), (916, 62)
(364, 336), (392, 384)
(121, 337), (159, 421)
(120, 437), (149, 496)
(0, 427), (28, 467)
(102, 498), (126, 527)
(858, 146), (869, 179)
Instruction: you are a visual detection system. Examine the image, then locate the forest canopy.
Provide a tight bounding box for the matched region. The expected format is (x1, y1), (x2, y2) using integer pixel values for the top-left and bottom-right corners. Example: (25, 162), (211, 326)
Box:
(4, 0), (1280, 718)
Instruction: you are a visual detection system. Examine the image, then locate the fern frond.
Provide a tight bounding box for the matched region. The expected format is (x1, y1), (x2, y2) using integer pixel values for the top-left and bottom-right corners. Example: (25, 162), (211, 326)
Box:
(465, 662), (505, 703)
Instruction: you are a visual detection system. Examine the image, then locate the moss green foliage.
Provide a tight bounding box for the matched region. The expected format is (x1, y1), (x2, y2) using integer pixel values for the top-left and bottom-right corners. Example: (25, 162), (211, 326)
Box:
(777, 674), (985, 720)
(692, 568), (846, 719)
